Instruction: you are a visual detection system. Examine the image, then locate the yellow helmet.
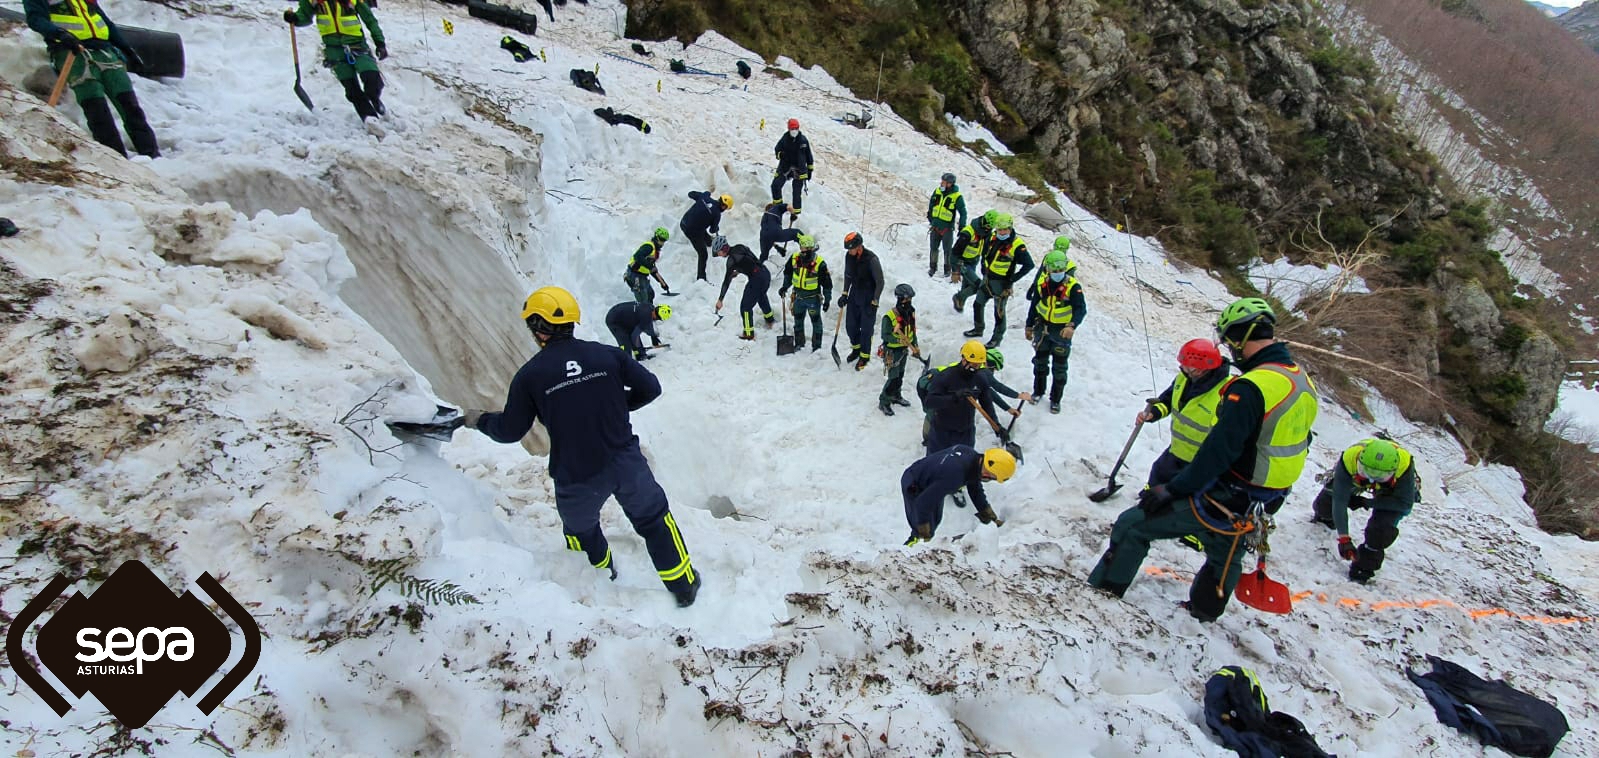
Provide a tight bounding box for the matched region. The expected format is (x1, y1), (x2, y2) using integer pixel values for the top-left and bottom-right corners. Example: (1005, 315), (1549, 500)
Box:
(520, 286), (581, 324)
(719, 194), (734, 210)
(983, 448), (1017, 482)
(960, 339), (987, 366)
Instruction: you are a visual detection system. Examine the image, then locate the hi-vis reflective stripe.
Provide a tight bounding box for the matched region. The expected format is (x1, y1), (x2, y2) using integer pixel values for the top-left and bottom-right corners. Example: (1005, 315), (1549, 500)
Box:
(657, 513), (695, 582)
(594, 548), (612, 569)
(1214, 667), (1267, 712)
(50, 0), (111, 41)
(565, 535), (582, 552)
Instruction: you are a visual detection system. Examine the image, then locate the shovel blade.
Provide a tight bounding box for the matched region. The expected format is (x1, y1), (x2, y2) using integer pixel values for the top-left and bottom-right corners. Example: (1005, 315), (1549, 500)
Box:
(831, 345), (842, 368)
(1087, 481), (1122, 502)
(294, 81), (315, 111)
(386, 417), (463, 442)
(1234, 565), (1293, 614)
(1004, 441), (1025, 464)
(776, 335), (797, 355)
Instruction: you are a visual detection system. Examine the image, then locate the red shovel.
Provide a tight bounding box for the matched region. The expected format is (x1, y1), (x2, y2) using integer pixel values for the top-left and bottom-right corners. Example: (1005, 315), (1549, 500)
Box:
(1234, 557), (1292, 614)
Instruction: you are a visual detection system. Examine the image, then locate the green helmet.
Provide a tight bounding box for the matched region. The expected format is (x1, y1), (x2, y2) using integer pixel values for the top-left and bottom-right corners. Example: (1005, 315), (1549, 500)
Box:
(1216, 297), (1276, 335)
(1356, 439), (1401, 482)
(797, 233), (817, 251)
(985, 347), (1004, 371)
(992, 212), (1014, 230)
(1053, 236), (1072, 253)
(1042, 251), (1070, 272)
(982, 209), (999, 228)
(653, 227), (670, 243)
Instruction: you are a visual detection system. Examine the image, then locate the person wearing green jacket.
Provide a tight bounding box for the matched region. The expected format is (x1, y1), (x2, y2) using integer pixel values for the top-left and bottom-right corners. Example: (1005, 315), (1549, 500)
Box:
(24, 0), (160, 158)
(284, 0), (387, 122)
(926, 173), (968, 278)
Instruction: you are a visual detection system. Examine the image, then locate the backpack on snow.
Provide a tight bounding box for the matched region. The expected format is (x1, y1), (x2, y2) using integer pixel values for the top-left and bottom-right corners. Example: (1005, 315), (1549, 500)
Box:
(1407, 655), (1568, 758)
(569, 68), (605, 95)
(1203, 666), (1331, 758)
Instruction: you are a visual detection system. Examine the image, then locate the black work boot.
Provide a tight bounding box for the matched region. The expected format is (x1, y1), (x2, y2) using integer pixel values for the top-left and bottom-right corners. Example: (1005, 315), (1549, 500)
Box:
(674, 573), (702, 607)
(879, 401), (895, 416)
(963, 326), (983, 338)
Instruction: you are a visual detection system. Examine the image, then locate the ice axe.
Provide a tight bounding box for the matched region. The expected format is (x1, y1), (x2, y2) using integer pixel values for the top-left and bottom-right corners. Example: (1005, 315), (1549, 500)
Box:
(1088, 418), (1144, 502)
(968, 395), (1023, 463)
(289, 24), (314, 111)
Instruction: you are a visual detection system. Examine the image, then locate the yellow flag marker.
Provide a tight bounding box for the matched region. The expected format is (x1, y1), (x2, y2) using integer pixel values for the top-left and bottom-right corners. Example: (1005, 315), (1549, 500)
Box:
(442, 18), (454, 35)
(759, 118), (765, 130)
(540, 48), (547, 62)
(656, 79), (661, 93)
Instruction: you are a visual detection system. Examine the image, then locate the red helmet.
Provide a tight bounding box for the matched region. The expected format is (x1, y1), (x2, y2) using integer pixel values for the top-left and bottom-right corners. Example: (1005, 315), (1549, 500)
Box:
(1178, 339), (1223, 371)
(787, 118), (799, 130)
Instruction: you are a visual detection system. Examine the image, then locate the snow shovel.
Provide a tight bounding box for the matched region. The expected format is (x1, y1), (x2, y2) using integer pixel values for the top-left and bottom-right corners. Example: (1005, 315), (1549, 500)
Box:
(289, 25), (314, 111)
(968, 396), (1024, 463)
(776, 298), (797, 355)
(1088, 418), (1144, 502)
(47, 50), (76, 108)
(1234, 558), (1292, 614)
(828, 304), (846, 368)
(386, 405), (463, 442)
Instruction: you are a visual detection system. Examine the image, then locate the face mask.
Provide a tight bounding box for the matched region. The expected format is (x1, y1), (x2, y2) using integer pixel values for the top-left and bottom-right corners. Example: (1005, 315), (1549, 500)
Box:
(1049, 272), (1066, 283)
(995, 230), (1012, 241)
(788, 129), (798, 138)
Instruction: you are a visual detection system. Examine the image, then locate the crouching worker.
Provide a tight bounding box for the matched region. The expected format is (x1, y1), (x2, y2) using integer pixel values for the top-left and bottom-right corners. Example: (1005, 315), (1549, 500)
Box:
(605, 301), (670, 360)
(902, 445), (1015, 545)
(462, 287), (701, 607)
(1311, 437), (1420, 584)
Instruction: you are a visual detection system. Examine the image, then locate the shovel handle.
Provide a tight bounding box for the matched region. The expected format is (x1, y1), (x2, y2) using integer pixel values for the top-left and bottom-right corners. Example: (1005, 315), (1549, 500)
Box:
(47, 49), (76, 108)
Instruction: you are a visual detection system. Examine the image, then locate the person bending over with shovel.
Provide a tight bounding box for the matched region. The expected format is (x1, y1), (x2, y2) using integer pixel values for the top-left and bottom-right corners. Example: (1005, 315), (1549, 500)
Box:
(285, 0), (387, 124)
(902, 445), (1014, 545)
(25, 0), (160, 158)
(1088, 298), (1318, 621)
(712, 235), (774, 342)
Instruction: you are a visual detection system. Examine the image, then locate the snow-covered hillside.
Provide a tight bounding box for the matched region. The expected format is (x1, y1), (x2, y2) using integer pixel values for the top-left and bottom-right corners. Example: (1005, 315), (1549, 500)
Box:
(3, 1), (1598, 755)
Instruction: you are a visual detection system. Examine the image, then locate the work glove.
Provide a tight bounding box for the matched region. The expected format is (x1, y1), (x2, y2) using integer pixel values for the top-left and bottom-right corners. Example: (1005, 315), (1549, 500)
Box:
(461, 409), (485, 429)
(955, 386), (979, 399)
(1001, 287), (1013, 298)
(976, 507), (1001, 526)
(1024, 326), (1034, 341)
(837, 295), (848, 308)
(118, 45), (145, 71)
(915, 522), (933, 540)
(1059, 325), (1075, 339)
(1137, 484), (1173, 514)
(283, 9), (297, 23)
(1337, 536), (1357, 561)
(375, 41), (389, 60)
(870, 299), (878, 308)
(49, 29), (85, 49)
(778, 286), (789, 298)
(1137, 407), (1156, 423)
(1008, 407), (1021, 418)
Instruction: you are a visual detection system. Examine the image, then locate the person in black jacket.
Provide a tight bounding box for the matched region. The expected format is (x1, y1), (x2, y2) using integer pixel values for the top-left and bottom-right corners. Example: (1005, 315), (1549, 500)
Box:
(921, 340), (998, 456)
(679, 190), (733, 281)
(771, 118), (813, 217)
(462, 286), (700, 607)
(24, 0), (159, 158)
(759, 200), (803, 263)
(778, 235), (832, 351)
(838, 231), (884, 371)
(901, 445), (1014, 545)
(605, 301), (671, 360)
(713, 235), (774, 341)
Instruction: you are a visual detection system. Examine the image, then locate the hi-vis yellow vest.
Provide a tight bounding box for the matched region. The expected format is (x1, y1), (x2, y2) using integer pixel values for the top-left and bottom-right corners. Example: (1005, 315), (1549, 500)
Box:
(1032, 276), (1079, 325)
(956, 224), (982, 260)
(885, 309), (914, 348)
(49, 0), (111, 41)
(1168, 372), (1225, 462)
(985, 237), (1021, 277)
(1340, 440), (1414, 490)
(1233, 362), (1318, 489)
(789, 254), (824, 292)
(316, 0), (365, 38)
(930, 188), (962, 223)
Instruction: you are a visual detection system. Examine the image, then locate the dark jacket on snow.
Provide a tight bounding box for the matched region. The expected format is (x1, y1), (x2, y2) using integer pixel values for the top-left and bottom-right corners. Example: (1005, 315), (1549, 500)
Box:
(1407, 655), (1569, 758)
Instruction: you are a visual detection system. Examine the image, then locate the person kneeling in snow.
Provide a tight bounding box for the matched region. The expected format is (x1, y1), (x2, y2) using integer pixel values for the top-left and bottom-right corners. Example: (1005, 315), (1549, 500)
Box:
(902, 445), (1014, 545)
(284, 0), (387, 122)
(1311, 437), (1420, 584)
(605, 301), (670, 361)
(462, 287), (701, 607)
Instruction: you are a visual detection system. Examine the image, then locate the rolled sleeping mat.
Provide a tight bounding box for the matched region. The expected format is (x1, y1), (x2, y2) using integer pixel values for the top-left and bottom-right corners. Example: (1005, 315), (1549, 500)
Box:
(466, 0), (538, 36)
(0, 8), (185, 79)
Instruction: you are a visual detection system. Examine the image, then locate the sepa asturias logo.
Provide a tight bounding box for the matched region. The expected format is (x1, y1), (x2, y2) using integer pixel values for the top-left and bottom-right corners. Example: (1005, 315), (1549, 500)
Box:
(5, 560), (261, 729)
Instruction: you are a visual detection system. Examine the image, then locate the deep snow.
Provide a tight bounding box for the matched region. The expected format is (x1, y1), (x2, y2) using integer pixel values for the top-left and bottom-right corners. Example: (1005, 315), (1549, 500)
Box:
(2, 1), (1597, 756)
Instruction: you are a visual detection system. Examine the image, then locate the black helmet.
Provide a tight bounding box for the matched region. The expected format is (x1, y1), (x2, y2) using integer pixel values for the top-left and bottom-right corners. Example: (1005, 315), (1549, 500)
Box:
(941, 172), (956, 184)
(894, 283), (915, 300)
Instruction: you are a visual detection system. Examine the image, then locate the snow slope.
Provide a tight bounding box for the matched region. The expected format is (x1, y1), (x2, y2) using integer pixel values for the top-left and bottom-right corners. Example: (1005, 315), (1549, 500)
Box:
(2, 1), (1597, 755)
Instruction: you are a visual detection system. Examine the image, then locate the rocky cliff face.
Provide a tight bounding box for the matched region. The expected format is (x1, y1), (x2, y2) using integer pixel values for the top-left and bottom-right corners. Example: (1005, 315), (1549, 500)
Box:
(1558, 1), (1599, 52)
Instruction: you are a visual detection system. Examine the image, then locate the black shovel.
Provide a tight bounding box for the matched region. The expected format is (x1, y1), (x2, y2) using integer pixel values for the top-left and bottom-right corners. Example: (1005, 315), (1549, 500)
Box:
(776, 297), (797, 355)
(386, 405), (462, 442)
(968, 396), (1024, 463)
(1088, 418), (1144, 502)
(829, 305), (846, 368)
(289, 24), (314, 111)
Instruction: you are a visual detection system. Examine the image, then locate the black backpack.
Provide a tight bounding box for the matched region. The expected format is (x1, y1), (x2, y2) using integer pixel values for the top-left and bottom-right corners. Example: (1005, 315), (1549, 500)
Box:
(1407, 655), (1568, 757)
(1203, 666), (1332, 758)
(916, 364), (946, 411)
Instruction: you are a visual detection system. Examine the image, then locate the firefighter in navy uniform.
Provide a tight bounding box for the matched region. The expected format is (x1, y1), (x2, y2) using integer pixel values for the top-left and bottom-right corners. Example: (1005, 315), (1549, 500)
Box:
(779, 234), (833, 352)
(877, 284), (921, 415)
(1311, 437), (1421, 584)
(1088, 298), (1318, 621)
(680, 190), (732, 281)
(839, 231), (885, 371)
(902, 446), (1014, 544)
(624, 227), (672, 306)
(759, 200), (802, 263)
(463, 287), (701, 607)
(771, 118), (813, 216)
(922, 340), (999, 455)
(605, 301), (671, 360)
(714, 235), (775, 341)
(24, 0), (159, 157)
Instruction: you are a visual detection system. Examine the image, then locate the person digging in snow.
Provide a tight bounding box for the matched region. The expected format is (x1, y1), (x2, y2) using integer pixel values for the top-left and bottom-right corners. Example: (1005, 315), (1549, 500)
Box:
(1311, 437), (1420, 584)
(24, 0), (160, 158)
(1023, 241), (1086, 414)
(902, 445), (1014, 545)
(771, 118), (812, 219)
(679, 190), (731, 282)
(759, 199), (803, 263)
(713, 235), (774, 341)
(462, 287), (701, 607)
(284, 0), (388, 124)
(839, 231), (884, 371)
(964, 213), (1033, 349)
(1088, 298), (1318, 621)
(624, 227), (672, 306)
(877, 283), (921, 416)
(927, 172), (968, 278)
(778, 234), (832, 352)
(605, 301), (671, 361)
(921, 340), (999, 456)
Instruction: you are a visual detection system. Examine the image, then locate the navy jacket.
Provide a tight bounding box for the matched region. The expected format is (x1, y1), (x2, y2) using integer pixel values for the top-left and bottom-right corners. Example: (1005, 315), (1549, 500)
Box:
(476, 336), (661, 483)
(760, 201), (788, 237)
(924, 364), (996, 435)
(1167, 341), (1299, 498)
(903, 445), (992, 527)
(717, 244), (763, 300)
(840, 248), (884, 307)
(604, 302), (660, 349)
(773, 130), (813, 172)
(681, 191), (724, 234)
